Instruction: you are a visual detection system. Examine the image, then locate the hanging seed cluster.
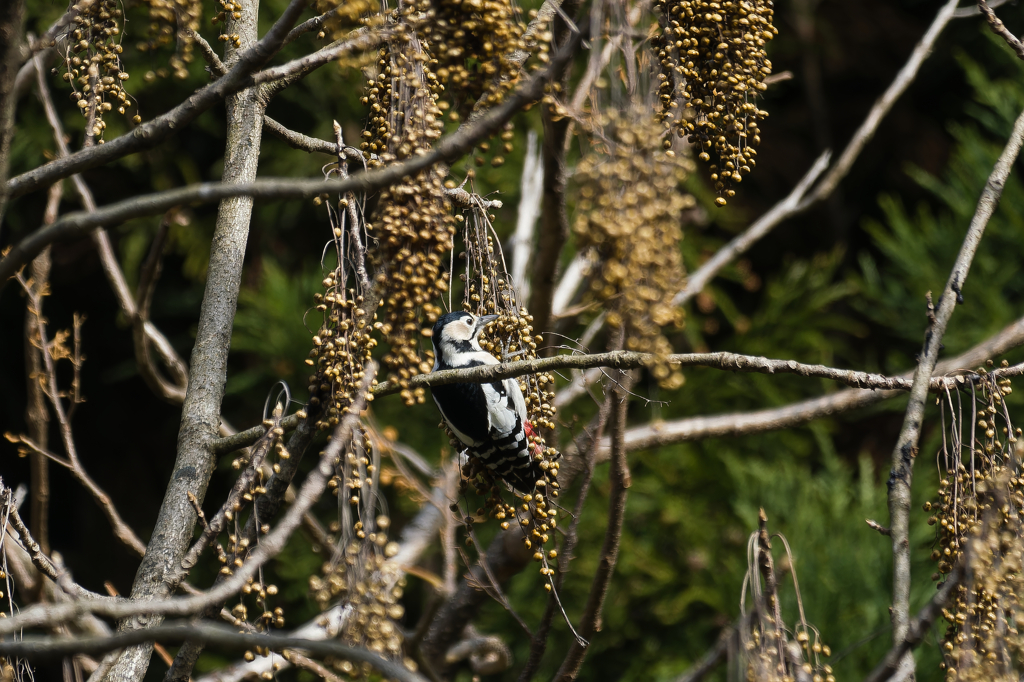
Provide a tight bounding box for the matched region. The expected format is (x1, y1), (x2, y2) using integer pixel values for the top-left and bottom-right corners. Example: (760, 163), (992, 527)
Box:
(310, 0), (380, 41)
(925, 363), (1024, 681)
(306, 274), (377, 430)
(309, 432), (417, 677)
(209, 419), (296, 664)
(361, 36), (456, 405)
(136, 0), (203, 79)
(60, 0), (139, 140)
(573, 113), (691, 389)
(653, 0), (776, 206)
(411, 0), (525, 120)
(309, 527), (414, 677)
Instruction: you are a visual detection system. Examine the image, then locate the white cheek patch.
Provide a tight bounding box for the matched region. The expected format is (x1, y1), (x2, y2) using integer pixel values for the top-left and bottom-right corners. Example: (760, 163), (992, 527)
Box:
(444, 320), (474, 342)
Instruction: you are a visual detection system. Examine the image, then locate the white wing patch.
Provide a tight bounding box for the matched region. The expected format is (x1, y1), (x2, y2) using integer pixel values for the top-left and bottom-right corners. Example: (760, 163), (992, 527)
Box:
(482, 382), (518, 436)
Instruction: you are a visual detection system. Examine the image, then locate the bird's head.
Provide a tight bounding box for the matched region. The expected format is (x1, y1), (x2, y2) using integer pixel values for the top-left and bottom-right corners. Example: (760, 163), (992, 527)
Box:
(431, 311), (499, 359)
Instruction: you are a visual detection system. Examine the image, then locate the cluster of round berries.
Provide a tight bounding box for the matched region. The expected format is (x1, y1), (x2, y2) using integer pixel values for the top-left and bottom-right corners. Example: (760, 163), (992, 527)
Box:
(60, 0), (138, 142)
(574, 112), (690, 389)
(653, 0), (776, 205)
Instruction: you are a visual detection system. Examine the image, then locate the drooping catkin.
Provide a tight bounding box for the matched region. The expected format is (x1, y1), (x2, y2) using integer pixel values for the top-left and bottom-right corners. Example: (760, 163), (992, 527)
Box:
(653, 0), (776, 206)
(361, 30), (456, 406)
(926, 363), (1024, 682)
(573, 112), (691, 388)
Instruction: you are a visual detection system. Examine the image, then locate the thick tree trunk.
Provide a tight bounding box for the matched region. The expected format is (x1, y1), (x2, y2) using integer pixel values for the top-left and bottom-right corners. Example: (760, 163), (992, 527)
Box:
(104, 2), (264, 680)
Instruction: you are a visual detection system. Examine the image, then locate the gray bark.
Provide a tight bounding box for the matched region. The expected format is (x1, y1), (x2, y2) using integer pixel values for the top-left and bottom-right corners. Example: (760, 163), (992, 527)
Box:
(104, 2), (264, 679)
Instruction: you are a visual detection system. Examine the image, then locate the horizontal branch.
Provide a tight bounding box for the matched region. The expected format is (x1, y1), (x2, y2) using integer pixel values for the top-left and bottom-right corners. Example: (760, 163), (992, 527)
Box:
(0, 622), (426, 682)
(210, 348), (1024, 455)
(620, 314), (1024, 452)
(0, 29), (582, 291)
(379, 351), (1022, 395)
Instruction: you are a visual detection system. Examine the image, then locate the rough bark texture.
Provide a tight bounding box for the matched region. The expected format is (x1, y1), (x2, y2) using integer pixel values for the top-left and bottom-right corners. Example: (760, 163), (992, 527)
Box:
(25, 247), (52, 556)
(885, 99), (1024, 681)
(105, 2), (264, 680)
(0, 0), (24, 232)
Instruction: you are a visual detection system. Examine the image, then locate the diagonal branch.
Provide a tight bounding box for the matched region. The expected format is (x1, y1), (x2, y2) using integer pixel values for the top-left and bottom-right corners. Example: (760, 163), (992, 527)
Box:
(674, 0), (961, 306)
(552, 386), (630, 681)
(4, 0), (311, 200)
(0, 367), (375, 637)
(0, 29), (584, 291)
(976, 0), (1024, 60)
(884, 99), (1024, 676)
(617, 312), (1024, 453)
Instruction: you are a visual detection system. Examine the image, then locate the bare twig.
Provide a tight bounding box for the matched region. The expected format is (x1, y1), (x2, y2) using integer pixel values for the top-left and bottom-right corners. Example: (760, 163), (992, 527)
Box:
(14, 274), (148, 557)
(953, 0), (1009, 17)
(976, 0), (1024, 59)
(0, 31), (584, 288)
(257, 29), (386, 98)
(2, 487), (106, 601)
(444, 186), (503, 209)
(674, 151), (830, 306)
(25, 182), (60, 554)
(617, 312), (1024, 453)
(553, 387), (630, 681)
(263, 116), (336, 154)
(885, 100), (1024, 677)
(333, 121), (370, 291)
(865, 519), (891, 536)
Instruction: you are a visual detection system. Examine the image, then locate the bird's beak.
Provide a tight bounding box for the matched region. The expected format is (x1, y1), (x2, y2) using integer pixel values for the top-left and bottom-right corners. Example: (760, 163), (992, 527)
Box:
(475, 314), (499, 335)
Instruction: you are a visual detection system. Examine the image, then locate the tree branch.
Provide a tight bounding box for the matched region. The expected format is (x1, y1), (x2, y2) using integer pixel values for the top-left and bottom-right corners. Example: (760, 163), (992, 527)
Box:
(0, 622), (427, 682)
(0, 30), (584, 291)
(884, 99), (1024, 677)
(209, 342), (1024, 456)
(553, 386), (630, 681)
(976, 0), (1024, 60)
(618, 313), (1024, 453)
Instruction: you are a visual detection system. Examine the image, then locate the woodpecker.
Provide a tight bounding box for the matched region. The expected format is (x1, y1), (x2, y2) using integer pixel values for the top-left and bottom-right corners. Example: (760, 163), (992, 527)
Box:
(430, 311), (542, 493)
